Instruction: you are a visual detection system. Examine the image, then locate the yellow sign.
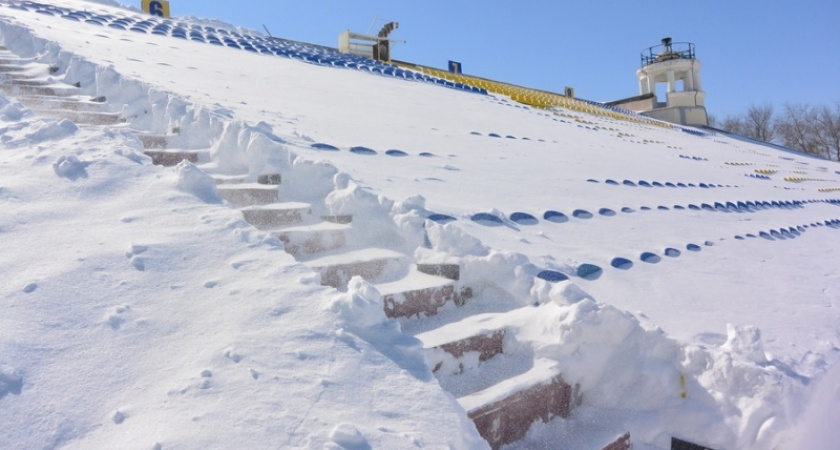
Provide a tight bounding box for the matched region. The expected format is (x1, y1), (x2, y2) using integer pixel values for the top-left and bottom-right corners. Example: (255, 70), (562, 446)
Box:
(142, 0), (170, 18)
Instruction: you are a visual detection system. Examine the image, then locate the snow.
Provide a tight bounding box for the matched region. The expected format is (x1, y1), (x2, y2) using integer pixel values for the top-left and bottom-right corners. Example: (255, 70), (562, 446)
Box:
(1, 0), (839, 449)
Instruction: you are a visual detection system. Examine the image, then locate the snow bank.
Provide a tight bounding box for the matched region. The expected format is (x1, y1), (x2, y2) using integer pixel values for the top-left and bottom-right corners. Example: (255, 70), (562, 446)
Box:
(174, 160), (219, 203)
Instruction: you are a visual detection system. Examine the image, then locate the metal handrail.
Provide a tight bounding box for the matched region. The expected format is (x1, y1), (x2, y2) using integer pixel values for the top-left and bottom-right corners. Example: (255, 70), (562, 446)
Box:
(640, 41), (695, 67)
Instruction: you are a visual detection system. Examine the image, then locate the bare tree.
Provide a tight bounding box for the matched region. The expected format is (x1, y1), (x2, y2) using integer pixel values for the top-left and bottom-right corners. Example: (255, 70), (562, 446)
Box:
(716, 100), (839, 161)
(775, 103), (822, 157)
(814, 102), (840, 161)
(744, 103), (775, 142)
(721, 114), (745, 135)
(707, 114), (718, 128)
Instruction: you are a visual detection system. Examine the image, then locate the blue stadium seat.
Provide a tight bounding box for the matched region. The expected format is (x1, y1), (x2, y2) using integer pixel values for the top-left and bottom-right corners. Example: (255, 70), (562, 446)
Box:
(537, 270), (569, 282)
(427, 214), (456, 224)
(471, 213), (504, 226)
(577, 264), (603, 280)
(510, 212), (538, 225)
(310, 143), (339, 151)
(349, 146), (377, 155)
(610, 257), (633, 270)
(543, 210), (569, 223)
(640, 252), (661, 264)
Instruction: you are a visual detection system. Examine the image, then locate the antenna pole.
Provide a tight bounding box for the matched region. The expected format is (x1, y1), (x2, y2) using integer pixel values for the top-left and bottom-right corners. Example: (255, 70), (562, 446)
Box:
(366, 16), (379, 35)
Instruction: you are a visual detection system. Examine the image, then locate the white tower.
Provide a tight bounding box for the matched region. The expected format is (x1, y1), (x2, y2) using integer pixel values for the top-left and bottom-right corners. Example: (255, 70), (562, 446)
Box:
(635, 37), (708, 127)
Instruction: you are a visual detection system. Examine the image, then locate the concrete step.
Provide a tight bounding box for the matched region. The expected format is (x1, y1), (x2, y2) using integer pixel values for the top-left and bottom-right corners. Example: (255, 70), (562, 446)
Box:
(458, 358), (575, 450)
(213, 174), (248, 185)
(321, 214), (353, 224)
(419, 327), (506, 375)
(376, 267), (471, 319)
(601, 433), (632, 450)
(8, 79), (53, 87)
(240, 202), (311, 229)
(216, 183), (280, 207)
(0, 72), (42, 81)
(0, 83), (79, 97)
(34, 109), (122, 125)
(417, 263), (460, 280)
(20, 96), (108, 112)
(272, 221), (349, 257)
(0, 64), (28, 73)
(138, 135), (169, 150)
(304, 248), (407, 289)
(144, 150), (200, 167)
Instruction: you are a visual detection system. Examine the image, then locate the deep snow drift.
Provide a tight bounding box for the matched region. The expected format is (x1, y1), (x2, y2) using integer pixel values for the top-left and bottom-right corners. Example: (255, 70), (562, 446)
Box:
(1, 1), (839, 449)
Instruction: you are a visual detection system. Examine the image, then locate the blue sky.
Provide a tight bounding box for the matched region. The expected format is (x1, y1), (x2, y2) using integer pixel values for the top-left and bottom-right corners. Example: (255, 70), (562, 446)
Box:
(126, 0), (838, 119)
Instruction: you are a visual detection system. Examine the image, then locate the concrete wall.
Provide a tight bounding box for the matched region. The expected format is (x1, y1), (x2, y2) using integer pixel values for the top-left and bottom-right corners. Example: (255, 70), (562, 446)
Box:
(642, 105), (709, 127)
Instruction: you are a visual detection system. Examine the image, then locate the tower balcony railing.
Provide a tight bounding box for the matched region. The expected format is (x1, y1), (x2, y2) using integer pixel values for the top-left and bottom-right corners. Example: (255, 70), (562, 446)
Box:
(640, 41), (695, 67)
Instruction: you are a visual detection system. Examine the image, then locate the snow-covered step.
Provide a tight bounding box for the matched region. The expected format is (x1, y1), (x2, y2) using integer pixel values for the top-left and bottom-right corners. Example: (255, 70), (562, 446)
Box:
(321, 214), (353, 224)
(138, 134), (168, 149)
(420, 327), (506, 375)
(143, 150), (200, 167)
(417, 263), (460, 280)
(0, 82), (79, 97)
(0, 64), (27, 73)
(273, 221), (349, 257)
(240, 202), (311, 229)
(216, 183), (279, 207)
(20, 95), (108, 112)
(256, 173), (282, 185)
(0, 71), (42, 80)
(304, 248), (407, 289)
(376, 267), (470, 319)
(213, 174), (248, 185)
(211, 173), (281, 186)
(600, 433), (632, 450)
(34, 109), (122, 125)
(458, 358), (575, 450)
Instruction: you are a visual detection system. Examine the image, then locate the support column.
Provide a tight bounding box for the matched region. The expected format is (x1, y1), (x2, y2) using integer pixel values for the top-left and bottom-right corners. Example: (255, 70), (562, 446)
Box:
(667, 70), (676, 93)
(686, 69), (695, 91)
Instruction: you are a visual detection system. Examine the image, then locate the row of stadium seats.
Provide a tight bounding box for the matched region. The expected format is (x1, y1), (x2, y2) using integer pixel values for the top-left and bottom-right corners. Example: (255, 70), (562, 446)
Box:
(8, 1), (485, 95)
(10, 1), (712, 133)
(395, 63), (673, 128)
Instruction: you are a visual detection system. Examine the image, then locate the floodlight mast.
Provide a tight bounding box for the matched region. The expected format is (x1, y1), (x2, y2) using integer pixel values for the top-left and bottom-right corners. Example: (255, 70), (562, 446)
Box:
(338, 18), (403, 62)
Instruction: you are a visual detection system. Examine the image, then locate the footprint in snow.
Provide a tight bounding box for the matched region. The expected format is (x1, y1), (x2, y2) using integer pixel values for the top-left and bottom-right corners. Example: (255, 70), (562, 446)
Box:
(329, 424), (371, 450)
(0, 367), (23, 400)
(52, 155), (89, 180)
(126, 244), (148, 271)
(105, 304), (131, 330)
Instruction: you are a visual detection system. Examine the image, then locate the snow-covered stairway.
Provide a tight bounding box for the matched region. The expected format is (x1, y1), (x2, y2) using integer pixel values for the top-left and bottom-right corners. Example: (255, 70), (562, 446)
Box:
(410, 304), (578, 449)
(0, 46), (122, 126)
(205, 172), (411, 290)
